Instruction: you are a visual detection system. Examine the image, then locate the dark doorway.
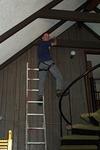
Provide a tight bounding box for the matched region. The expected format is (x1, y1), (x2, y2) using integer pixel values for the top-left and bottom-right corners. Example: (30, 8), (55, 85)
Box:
(86, 53), (100, 112)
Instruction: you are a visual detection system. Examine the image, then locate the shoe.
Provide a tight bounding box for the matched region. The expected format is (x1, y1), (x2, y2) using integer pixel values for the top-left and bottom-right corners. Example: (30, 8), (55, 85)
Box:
(38, 96), (43, 101)
(66, 124), (72, 130)
(56, 89), (67, 97)
(56, 90), (62, 97)
(56, 89), (69, 97)
(37, 95), (43, 106)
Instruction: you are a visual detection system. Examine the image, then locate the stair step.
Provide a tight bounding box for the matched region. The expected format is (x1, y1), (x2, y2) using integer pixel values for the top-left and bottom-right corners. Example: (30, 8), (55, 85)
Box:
(60, 145), (97, 150)
(62, 135), (99, 140)
(71, 124), (100, 135)
(81, 109), (100, 124)
(72, 124), (100, 130)
(61, 135), (99, 145)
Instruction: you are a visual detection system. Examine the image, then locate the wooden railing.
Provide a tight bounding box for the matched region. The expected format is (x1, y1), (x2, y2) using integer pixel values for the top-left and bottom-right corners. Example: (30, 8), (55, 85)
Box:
(0, 130), (12, 150)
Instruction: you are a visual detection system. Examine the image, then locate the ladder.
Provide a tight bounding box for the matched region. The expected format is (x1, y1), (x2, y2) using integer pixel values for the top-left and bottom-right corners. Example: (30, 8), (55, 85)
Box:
(26, 62), (47, 150)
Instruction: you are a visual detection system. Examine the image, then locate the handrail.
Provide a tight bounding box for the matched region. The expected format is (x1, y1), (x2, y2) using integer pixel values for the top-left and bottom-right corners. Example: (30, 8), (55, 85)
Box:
(59, 63), (100, 125)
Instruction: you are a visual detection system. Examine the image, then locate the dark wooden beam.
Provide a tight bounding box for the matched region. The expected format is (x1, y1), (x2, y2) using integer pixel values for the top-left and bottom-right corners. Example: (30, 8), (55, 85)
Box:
(82, 24), (100, 40)
(0, 0), (63, 43)
(0, 0), (89, 44)
(34, 1), (89, 43)
(44, 1), (90, 32)
(57, 39), (100, 49)
(40, 9), (100, 23)
(0, 1), (92, 70)
(0, 0), (93, 44)
(85, 49), (100, 54)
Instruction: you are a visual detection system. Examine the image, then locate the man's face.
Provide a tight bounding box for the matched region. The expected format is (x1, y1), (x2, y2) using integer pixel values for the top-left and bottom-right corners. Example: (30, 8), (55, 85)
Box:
(42, 33), (50, 41)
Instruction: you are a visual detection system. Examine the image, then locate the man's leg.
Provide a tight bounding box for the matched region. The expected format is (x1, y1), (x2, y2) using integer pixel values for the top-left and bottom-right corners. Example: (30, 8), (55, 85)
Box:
(38, 63), (48, 100)
(49, 64), (64, 96)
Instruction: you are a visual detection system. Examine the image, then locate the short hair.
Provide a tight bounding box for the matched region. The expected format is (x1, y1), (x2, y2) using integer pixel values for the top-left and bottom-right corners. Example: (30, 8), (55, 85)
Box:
(41, 32), (49, 38)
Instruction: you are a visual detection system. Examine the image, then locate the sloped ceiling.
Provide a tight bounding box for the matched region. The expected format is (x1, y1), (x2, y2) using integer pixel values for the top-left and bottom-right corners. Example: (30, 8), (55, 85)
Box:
(0, 0), (100, 65)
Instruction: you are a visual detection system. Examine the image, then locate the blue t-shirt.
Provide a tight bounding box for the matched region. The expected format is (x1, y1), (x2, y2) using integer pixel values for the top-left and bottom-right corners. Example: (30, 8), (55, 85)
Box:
(38, 40), (52, 62)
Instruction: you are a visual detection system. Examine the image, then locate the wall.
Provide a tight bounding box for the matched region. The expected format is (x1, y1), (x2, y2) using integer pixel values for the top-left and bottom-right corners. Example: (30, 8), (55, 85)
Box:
(0, 44), (87, 150)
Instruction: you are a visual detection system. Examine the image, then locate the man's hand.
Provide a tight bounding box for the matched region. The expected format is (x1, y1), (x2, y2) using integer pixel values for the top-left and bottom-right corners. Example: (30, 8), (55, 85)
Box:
(51, 37), (57, 46)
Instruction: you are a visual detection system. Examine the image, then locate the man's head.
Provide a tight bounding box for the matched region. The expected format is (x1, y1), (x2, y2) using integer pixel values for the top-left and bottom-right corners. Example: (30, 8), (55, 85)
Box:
(41, 33), (50, 41)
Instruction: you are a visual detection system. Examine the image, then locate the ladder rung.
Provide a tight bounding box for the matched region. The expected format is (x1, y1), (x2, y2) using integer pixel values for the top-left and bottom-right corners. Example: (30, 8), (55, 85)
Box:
(0, 146), (7, 148)
(27, 113), (44, 116)
(27, 142), (45, 145)
(28, 68), (39, 71)
(27, 89), (39, 92)
(28, 78), (39, 81)
(0, 140), (8, 143)
(27, 101), (43, 103)
(27, 127), (45, 130)
(0, 143), (8, 146)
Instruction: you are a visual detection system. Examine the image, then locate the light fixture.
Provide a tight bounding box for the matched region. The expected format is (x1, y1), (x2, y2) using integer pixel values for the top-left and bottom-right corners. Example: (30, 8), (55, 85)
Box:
(70, 50), (76, 59)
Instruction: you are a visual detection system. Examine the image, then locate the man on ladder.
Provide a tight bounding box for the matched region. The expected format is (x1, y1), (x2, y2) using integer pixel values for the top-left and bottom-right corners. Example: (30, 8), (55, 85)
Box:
(37, 32), (64, 101)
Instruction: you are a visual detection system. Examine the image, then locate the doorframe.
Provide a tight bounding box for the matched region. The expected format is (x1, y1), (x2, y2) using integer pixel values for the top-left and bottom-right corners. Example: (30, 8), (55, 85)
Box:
(84, 49), (100, 112)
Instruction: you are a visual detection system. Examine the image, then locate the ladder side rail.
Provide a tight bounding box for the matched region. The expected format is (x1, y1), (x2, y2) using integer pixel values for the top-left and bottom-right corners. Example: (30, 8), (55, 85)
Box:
(43, 96), (47, 150)
(25, 62), (29, 150)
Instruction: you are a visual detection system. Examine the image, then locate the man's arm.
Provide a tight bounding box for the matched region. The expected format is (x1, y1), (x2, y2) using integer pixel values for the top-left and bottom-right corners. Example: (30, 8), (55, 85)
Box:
(50, 37), (57, 46)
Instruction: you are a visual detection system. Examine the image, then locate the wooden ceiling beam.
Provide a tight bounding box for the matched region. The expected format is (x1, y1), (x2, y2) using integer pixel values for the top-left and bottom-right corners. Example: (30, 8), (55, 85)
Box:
(34, 2), (89, 43)
(57, 39), (100, 49)
(40, 9), (100, 23)
(0, 0), (63, 43)
(82, 24), (100, 40)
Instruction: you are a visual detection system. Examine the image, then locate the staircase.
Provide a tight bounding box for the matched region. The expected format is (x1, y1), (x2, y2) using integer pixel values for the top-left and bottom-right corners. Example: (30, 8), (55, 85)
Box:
(60, 110), (100, 150)
(59, 64), (100, 150)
